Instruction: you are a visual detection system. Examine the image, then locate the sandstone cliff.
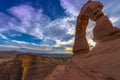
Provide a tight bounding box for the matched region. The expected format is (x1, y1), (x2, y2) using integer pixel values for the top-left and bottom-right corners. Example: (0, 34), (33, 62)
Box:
(0, 54), (68, 80)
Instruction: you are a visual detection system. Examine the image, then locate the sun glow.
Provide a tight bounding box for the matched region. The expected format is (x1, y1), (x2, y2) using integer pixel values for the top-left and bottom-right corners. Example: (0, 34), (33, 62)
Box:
(65, 47), (72, 51)
(88, 39), (96, 49)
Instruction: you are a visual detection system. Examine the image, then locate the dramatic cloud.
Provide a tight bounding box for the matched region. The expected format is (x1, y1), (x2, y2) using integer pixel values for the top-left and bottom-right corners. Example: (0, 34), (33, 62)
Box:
(0, 4), (75, 53)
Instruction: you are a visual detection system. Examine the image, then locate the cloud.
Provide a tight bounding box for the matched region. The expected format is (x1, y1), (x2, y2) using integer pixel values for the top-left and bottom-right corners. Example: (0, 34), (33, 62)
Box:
(8, 5), (35, 21)
(0, 3), (79, 51)
(7, 4), (76, 43)
(101, 0), (120, 28)
(109, 17), (120, 26)
(8, 5), (50, 37)
(0, 45), (20, 49)
(0, 13), (18, 29)
(53, 37), (74, 47)
(60, 0), (86, 16)
(11, 40), (29, 44)
(43, 17), (75, 41)
(0, 34), (8, 39)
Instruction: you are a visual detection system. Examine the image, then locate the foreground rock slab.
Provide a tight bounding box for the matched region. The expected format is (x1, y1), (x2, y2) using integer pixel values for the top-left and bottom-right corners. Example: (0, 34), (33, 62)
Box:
(60, 38), (120, 80)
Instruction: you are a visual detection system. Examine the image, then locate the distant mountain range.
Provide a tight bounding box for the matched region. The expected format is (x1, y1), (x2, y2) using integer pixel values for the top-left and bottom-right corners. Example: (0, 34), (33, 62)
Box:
(0, 46), (72, 55)
(0, 51), (72, 59)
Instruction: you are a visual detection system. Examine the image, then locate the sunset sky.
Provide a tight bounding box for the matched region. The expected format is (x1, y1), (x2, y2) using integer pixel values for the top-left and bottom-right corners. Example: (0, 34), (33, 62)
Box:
(0, 0), (120, 54)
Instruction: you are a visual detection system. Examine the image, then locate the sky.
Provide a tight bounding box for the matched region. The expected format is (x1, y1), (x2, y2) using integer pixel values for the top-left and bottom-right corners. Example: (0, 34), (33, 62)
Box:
(0, 0), (120, 54)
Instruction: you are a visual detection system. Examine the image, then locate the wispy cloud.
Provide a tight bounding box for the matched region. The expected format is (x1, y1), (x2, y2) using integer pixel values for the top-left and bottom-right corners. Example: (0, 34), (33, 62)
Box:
(101, 0), (120, 27)
(0, 34), (8, 39)
(60, 0), (86, 16)
(8, 5), (35, 21)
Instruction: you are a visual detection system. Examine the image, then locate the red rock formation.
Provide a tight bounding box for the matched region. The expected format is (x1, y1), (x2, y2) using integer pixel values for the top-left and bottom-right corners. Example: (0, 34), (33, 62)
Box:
(46, 1), (120, 80)
(73, 0), (104, 55)
(0, 54), (68, 80)
(0, 59), (23, 80)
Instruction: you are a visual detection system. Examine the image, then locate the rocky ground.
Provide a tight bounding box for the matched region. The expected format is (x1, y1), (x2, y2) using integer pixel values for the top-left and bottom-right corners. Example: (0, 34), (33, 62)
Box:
(0, 53), (69, 80)
(0, 51), (17, 64)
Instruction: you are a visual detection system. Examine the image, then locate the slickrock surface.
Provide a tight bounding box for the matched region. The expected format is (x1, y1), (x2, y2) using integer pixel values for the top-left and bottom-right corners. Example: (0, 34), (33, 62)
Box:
(59, 38), (120, 80)
(44, 65), (65, 80)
